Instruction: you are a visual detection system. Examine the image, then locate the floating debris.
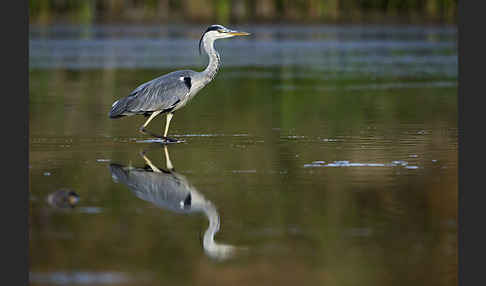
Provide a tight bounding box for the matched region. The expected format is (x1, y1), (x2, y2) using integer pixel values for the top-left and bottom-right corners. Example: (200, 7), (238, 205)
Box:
(304, 163), (323, 168)
(231, 170), (257, 174)
(43, 172), (51, 176)
(30, 271), (131, 285)
(176, 133), (224, 137)
(325, 161), (386, 167)
(136, 138), (185, 144)
(391, 160), (409, 166)
(96, 159), (111, 163)
(405, 166), (419, 169)
(76, 206), (103, 214)
(304, 160), (418, 169)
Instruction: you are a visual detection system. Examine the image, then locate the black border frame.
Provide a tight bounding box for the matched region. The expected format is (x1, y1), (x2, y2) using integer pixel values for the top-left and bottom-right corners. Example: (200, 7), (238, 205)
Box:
(4, 0), (28, 285)
(458, 1), (478, 286)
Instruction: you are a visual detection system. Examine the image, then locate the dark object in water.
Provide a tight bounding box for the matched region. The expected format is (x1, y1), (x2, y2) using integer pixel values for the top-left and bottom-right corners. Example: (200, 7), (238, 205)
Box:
(47, 189), (79, 208)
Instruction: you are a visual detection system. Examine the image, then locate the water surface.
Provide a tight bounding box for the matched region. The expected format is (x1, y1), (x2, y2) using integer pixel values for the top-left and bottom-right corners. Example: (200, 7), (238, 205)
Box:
(30, 24), (457, 286)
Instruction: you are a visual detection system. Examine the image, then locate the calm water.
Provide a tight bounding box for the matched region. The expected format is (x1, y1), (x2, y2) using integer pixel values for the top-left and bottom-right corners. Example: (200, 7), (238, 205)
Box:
(29, 24), (457, 286)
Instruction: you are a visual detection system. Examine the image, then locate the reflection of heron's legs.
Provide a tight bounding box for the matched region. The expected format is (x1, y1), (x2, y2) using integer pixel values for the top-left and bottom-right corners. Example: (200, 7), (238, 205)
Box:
(163, 146), (174, 170)
(141, 153), (162, 173)
(139, 110), (163, 137)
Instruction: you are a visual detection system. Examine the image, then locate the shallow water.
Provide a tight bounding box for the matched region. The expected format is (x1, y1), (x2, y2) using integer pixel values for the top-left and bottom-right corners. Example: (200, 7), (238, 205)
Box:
(29, 24), (457, 286)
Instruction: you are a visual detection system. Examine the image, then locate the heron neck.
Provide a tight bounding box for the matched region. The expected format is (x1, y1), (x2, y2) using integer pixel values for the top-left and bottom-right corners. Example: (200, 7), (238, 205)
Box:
(202, 37), (221, 84)
(201, 201), (235, 260)
(202, 202), (220, 248)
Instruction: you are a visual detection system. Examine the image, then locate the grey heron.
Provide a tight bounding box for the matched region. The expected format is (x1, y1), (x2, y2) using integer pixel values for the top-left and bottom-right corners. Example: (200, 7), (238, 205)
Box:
(109, 146), (238, 260)
(108, 25), (250, 143)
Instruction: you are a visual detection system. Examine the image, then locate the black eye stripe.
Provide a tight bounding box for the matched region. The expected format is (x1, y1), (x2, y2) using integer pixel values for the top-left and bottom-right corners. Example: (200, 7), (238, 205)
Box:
(206, 25), (223, 32)
(199, 25), (227, 54)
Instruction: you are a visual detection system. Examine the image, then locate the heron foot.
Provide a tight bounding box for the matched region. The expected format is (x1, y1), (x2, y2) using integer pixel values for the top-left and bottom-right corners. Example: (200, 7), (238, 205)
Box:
(139, 127), (163, 138)
(161, 137), (180, 144)
(137, 127), (182, 143)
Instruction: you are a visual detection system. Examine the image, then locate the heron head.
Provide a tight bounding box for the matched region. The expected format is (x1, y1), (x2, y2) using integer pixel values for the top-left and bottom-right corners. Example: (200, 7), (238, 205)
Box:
(199, 24), (250, 54)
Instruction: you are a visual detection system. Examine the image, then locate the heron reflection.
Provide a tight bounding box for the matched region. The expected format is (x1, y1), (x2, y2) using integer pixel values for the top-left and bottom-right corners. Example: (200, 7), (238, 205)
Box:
(109, 146), (236, 260)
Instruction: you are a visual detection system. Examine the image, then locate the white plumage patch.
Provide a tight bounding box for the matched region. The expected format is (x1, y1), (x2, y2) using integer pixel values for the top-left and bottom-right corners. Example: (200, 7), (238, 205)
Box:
(179, 76), (185, 81)
(111, 100), (119, 107)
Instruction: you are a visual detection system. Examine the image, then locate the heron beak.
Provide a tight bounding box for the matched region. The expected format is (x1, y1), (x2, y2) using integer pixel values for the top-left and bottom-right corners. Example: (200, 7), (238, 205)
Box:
(228, 31), (251, 36)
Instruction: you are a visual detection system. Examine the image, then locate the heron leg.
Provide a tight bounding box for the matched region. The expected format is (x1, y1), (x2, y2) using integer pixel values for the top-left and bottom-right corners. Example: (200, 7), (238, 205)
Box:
(139, 110), (163, 137)
(163, 113), (173, 138)
(162, 113), (178, 143)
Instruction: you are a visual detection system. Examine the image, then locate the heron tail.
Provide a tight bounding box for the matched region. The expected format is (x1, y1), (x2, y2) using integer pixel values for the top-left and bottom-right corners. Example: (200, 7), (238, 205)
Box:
(108, 164), (129, 183)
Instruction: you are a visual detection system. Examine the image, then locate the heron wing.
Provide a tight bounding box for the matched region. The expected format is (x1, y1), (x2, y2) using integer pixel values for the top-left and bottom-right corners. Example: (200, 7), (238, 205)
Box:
(125, 70), (194, 113)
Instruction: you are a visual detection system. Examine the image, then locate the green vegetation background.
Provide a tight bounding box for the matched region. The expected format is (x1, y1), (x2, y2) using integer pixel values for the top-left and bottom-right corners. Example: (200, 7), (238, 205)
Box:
(30, 0), (457, 25)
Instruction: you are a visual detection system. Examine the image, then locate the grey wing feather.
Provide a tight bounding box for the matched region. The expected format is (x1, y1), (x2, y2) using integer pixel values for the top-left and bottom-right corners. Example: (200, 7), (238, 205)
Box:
(109, 70), (194, 118)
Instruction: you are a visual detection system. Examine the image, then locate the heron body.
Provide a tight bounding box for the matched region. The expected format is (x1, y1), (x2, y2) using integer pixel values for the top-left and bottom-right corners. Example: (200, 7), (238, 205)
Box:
(108, 25), (250, 142)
